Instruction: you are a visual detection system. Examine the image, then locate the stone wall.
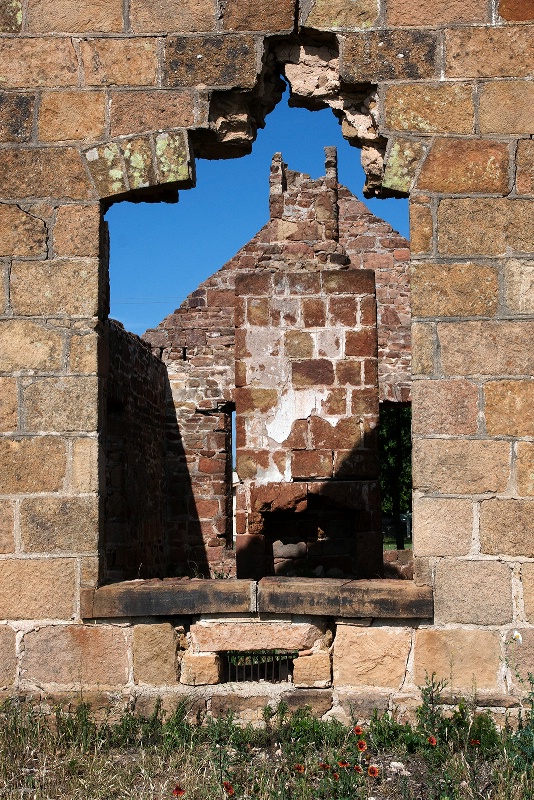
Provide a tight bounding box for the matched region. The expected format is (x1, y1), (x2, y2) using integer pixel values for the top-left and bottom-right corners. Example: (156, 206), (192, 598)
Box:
(0, 0), (532, 717)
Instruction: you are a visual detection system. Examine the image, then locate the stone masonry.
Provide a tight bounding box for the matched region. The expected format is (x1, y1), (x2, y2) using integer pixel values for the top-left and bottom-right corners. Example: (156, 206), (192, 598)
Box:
(0, 0), (532, 720)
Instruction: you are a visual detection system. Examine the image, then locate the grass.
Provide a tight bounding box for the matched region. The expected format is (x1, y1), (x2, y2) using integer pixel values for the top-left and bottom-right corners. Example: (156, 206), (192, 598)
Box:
(1, 676), (534, 799)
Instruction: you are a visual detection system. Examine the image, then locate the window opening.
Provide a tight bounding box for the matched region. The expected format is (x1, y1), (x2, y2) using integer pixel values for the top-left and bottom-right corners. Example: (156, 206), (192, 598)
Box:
(379, 402), (412, 551)
(224, 650), (298, 683)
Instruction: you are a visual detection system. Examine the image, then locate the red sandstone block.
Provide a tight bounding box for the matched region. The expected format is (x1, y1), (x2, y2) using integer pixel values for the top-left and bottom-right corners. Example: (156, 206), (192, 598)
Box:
(195, 498), (220, 519)
(310, 416), (362, 450)
(198, 456), (226, 475)
(360, 296), (377, 326)
(364, 360), (379, 387)
(164, 35), (258, 89)
(345, 328), (378, 358)
(303, 298), (326, 327)
(328, 296), (357, 327)
(235, 534), (266, 580)
(322, 270), (375, 295)
(499, 0), (534, 20)
(286, 273), (321, 294)
(292, 359), (335, 387)
(235, 272), (272, 296)
(291, 449), (333, 479)
(222, 0), (295, 31)
(336, 360), (363, 386)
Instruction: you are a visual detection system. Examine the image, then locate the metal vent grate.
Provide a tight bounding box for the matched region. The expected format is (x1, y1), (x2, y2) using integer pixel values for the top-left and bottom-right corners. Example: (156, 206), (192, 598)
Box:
(224, 650), (298, 683)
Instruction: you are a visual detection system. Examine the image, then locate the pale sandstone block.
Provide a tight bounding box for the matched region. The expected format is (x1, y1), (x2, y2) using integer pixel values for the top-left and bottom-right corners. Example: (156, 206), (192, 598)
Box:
(71, 438), (99, 493)
(0, 627), (16, 687)
(504, 259), (534, 314)
(0, 379), (18, 431)
(517, 442), (534, 496)
(411, 324), (434, 375)
(438, 321), (534, 377)
(10, 259), (99, 317)
(0, 38), (78, 88)
(479, 80), (534, 134)
(385, 84), (474, 134)
(133, 623), (178, 685)
(504, 628), (534, 690)
(69, 333), (99, 374)
(80, 39), (158, 86)
(80, 556), (99, 588)
(516, 140), (534, 196)
(485, 380), (534, 437)
(293, 652), (331, 687)
(480, 499), (534, 557)
(38, 92), (106, 143)
(411, 262), (498, 318)
(413, 496), (472, 557)
(0, 501), (14, 554)
(0, 205), (46, 257)
(0, 559), (75, 619)
(414, 629), (500, 691)
(180, 652), (221, 686)
(130, 0), (215, 32)
(0, 147), (92, 200)
(20, 496), (99, 554)
(54, 205), (100, 257)
(190, 621), (325, 652)
(22, 377), (98, 433)
(27, 0), (123, 32)
(0, 320), (63, 373)
(446, 27), (534, 78)
(333, 626), (412, 689)
(304, 0), (379, 28)
(412, 439), (510, 495)
(409, 201), (433, 255)
(438, 198), (534, 256)
(22, 625), (128, 686)
(0, 437), (66, 493)
(387, 0), (487, 25)
(435, 559), (512, 625)
(521, 563), (534, 623)
(411, 379), (479, 436)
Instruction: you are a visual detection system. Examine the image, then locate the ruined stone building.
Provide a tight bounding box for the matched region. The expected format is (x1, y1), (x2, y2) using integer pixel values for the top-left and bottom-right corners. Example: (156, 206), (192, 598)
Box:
(0, 0), (533, 720)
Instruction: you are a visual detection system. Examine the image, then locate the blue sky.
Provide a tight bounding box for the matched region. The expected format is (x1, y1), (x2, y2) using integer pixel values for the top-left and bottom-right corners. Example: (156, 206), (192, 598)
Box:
(106, 91), (409, 335)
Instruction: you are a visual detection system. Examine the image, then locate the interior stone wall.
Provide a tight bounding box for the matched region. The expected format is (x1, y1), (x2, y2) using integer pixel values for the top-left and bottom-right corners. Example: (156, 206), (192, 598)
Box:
(0, 0), (532, 714)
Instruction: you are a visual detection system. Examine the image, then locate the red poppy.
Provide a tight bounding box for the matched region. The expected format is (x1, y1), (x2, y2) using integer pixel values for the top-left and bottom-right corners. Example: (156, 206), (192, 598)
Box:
(357, 739), (367, 752)
(319, 762), (330, 770)
(294, 764), (305, 773)
(353, 725), (364, 736)
(338, 760), (349, 768)
(427, 736), (437, 747)
(368, 765), (379, 778)
(469, 738), (481, 746)
(354, 764), (363, 774)
(223, 782), (235, 796)
(332, 773), (339, 781)
(172, 787), (186, 797)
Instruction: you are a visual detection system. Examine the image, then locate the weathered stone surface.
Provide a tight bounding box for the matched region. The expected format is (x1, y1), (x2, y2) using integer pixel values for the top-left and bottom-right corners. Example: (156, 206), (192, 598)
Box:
(446, 27), (534, 78)
(81, 39), (158, 86)
(258, 577), (345, 616)
(517, 140), (534, 195)
(20, 497), (99, 554)
(84, 142), (127, 196)
(11, 259), (99, 316)
(409, 200), (433, 255)
(411, 262), (498, 318)
(499, 0), (534, 20)
(414, 629), (500, 691)
(0, 92), (34, 142)
(133, 623), (178, 684)
(0, 379), (17, 432)
(292, 359), (335, 387)
(0, 320), (63, 372)
(22, 625), (128, 685)
(23, 377), (98, 432)
(504, 259), (534, 313)
(280, 688), (333, 716)
(38, 91), (106, 142)
(155, 131), (192, 184)
(190, 621), (325, 652)
(303, 0), (379, 28)
(383, 138), (426, 193)
(485, 380), (534, 437)
(339, 580), (433, 618)
(130, 0), (215, 32)
(343, 31), (437, 82)
(0, 38), (78, 88)
(336, 689), (390, 721)
(235, 388), (279, 413)
(333, 626), (412, 689)
(434, 560), (512, 625)
(413, 496), (473, 557)
(411, 324), (434, 375)
(505, 629), (534, 693)
(411, 379), (479, 435)
(0, 147), (92, 199)
(438, 320), (534, 377)
(0, 558), (75, 619)
(164, 36), (258, 89)
(110, 90), (196, 136)
(0, 502), (14, 554)
(0, 0), (22, 31)
(438, 199), (534, 255)
(54, 205), (100, 257)
(291, 449), (332, 478)
(480, 499), (534, 557)
(384, 84), (474, 134)
(0, 627), (16, 686)
(293, 652), (332, 687)
(222, 0), (295, 30)
(27, 0), (123, 32)
(0, 205), (45, 257)
(180, 652), (221, 685)
(479, 80), (534, 134)
(517, 442), (534, 496)
(210, 693), (269, 721)
(0, 437), (66, 493)
(387, 0), (487, 24)
(521, 563), (534, 622)
(69, 332), (98, 373)
(418, 139), (510, 194)
(413, 439), (510, 494)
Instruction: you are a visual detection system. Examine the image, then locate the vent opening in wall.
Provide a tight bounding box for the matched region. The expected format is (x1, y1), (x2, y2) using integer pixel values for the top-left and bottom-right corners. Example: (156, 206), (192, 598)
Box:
(224, 650), (298, 683)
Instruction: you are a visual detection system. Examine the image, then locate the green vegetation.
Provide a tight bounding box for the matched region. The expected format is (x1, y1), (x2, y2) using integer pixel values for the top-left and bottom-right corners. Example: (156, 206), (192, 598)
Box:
(379, 403), (412, 518)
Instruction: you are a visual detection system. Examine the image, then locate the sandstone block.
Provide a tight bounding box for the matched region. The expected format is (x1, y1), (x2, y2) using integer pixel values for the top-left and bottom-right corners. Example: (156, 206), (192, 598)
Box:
(480, 499), (534, 557)
(0, 38), (78, 88)
(11, 259), (99, 316)
(54, 205), (100, 257)
(521, 562), (534, 622)
(190, 621), (325, 652)
(438, 320), (534, 376)
(292, 359), (334, 387)
(0, 501), (14, 554)
(303, 0), (379, 28)
(438, 198), (534, 255)
(446, 27), (533, 78)
(110, 89), (196, 137)
(411, 379), (479, 435)
(434, 559), (512, 625)
(280, 688), (333, 716)
(310, 416), (362, 449)
(130, 0), (215, 32)
(0, 626), (16, 687)
(284, 331), (314, 359)
(0, 92), (34, 142)
(413, 496), (473, 557)
(235, 387), (280, 414)
(0, 320), (63, 373)
(342, 30), (436, 82)
(164, 36), (257, 89)
(83, 142), (127, 197)
(0, 379), (17, 432)
(210, 694), (267, 721)
(0, 0), (22, 31)
(333, 626), (412, 689)
(0, 437), (66, 493)
(133, 623), (178, 685)
(126, 136), (167, 191)
(222, 0), (295, 30)
(383, 137), (426, 194)
(0, 204), (46, 257)
(516, 139), (534, 196)
(412, 439), (510, 494)
(22, 624), (128, 686)
(180, 652), (221, 685)
(411, 262), (498, 318)
(409, 200), (433, 255)
(385, 84), (473, 134)
(38, 91), (106, 143)
(418, 139), (509, 194)
(336, 689), (390, 722)
(387, 0), (487, 24)
(485, 380), (534, 437)
(23, 377), (98, 432)
(504, 258), (534, 313)
(0, 558), (75, 619)
(81, 39), (158, 86)
(322, 270), (374, 295)
(0, 147), (92, 200)
(155, 130), (192, 184)
(70, 332), (99, 374)
(292, 449), (332, 479)
(293, 652), (331, 688)
(517, 442), (534, 496)
(336, 360), (364, 386)
(20, 496), (99, 554)
(499, 0), (534, 19)
(414, 629), (500, 691)
(27, 0), (123, 32)
(411, 324), (434, 375)
(345, 328), (377, 358)
(479, 80), (534, 134)
(505, 629), (534, 693)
